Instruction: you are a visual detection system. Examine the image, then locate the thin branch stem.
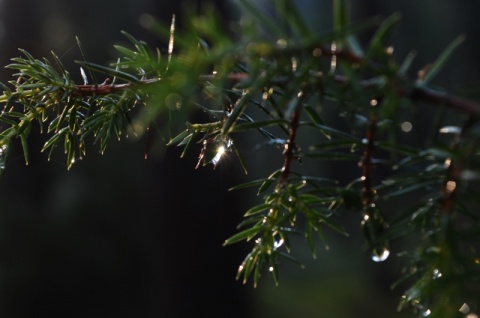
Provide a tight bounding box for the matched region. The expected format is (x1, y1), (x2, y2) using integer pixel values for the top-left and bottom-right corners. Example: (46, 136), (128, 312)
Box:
(280, 91), (303, 184)
(361, 113), (377, 207)
(62, 73), (480, 118)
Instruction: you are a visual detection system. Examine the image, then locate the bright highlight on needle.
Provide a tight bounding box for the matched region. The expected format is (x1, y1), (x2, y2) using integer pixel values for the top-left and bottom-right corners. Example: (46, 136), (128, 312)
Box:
(212, 146), (225, 165)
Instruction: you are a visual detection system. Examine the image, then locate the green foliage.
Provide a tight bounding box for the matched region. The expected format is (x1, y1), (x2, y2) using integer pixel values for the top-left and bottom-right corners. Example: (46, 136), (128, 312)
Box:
(0, 0), (479, 317)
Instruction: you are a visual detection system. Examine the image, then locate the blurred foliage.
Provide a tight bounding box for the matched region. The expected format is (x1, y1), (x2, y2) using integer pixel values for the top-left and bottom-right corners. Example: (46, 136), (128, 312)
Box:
(0, 0), (479, 317)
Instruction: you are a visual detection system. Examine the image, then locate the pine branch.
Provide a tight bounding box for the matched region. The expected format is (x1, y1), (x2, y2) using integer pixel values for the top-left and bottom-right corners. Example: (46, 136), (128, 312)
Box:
(66, 73), (480, 118)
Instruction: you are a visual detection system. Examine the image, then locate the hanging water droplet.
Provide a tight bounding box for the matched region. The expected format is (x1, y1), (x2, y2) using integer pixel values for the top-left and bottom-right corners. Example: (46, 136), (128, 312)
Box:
(459, 303), (470, 314)
(422, 309), (431, 317)
(371, 247), (390, 262)
(268, 266), (274, 272)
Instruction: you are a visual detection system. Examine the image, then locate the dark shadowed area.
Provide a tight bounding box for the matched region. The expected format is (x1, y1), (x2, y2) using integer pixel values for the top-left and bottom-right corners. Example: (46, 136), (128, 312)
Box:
(0, 1), (479, 317)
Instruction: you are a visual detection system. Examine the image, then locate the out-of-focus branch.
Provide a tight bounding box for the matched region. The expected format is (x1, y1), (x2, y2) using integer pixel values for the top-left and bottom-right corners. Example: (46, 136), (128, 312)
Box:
(71, 73), (480, 117)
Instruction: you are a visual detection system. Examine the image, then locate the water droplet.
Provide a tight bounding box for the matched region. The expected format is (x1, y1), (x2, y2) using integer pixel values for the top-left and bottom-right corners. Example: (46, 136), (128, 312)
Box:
(459, 303), (470, 314)
(274, 239), (284, 250)
(444, 158), (452, 167)
(439, 126), (461, 134)
(312, 47), (322, 57)
(211, 145), (225, 165)
(371, 247), (390, 262)
(0, 144), (8, 169)
(401, 121), (413, 132)
(268, 266), (274, 272)
(432, 268), (443, 279)
(276, 39), (287, 49)
(423, 309), (431, 316)
(445, 180), (456, 193)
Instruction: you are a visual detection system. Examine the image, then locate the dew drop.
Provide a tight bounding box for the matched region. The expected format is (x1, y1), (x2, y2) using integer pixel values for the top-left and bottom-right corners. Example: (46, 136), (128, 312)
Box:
(211, 146), (225, 165)
(268, 266), (274, 272)
(432, 268), (443, 279)
(401, 121), (413, 132)
(312, 47), (322, 57)
(445, 180), (456, 193)
(276, 39), (287, 49)
(371, 247), (390, 262)
(459, 303), (470, 314)
(273, 239), (284, 250)
(0, 144), (8, 170)
(423, 309), (431, 317)
(439, 126), (461, 134)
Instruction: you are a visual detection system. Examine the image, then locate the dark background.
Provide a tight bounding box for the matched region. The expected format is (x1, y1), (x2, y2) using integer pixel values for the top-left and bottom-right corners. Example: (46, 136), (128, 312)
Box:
(0, 1), (479, 317)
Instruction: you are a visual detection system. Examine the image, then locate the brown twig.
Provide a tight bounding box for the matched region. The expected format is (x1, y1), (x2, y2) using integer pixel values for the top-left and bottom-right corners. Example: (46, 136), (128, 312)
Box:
(280, 92), (302, 184)
(71, 73), (480, 118)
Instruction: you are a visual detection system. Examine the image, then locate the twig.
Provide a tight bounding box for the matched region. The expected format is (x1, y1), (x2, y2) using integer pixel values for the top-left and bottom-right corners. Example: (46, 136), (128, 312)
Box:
(361, 113), (377, 207)
(71, 73), (480, 117)
(280, 91), (302, 184)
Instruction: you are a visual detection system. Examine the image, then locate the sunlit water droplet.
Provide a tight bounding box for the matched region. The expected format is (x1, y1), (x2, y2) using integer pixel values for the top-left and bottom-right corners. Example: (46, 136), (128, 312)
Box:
(212, 139), (233, 166)
(459, 303), (470, 314)
(439, 126), (461, 134)
(0, 144), (7, 169)
(211, 146), (225, 165)
(273, 239), (284, 250)
(432, 268), (442, 279)
(401, 121), (413, 132)
(268, 266), (274, 272)
(372, 247), (390, 262)
(423, 309), (431, 316)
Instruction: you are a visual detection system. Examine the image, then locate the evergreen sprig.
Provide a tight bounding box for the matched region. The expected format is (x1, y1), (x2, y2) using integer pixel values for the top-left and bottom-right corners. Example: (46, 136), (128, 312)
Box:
(0, 0), (479, 317)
